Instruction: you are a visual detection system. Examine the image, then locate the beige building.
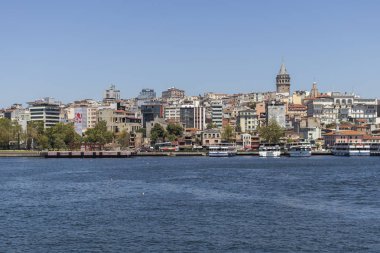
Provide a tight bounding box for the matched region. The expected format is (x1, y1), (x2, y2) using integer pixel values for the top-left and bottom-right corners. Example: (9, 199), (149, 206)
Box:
(86, 107), (99, 129)
(255, 102), (266, 116)
(237, 109), (258, 133)
(98, 109), (141, 133)
(292, 91), (308, 105)
(287, 104), (308, 120)
(202, 129), (222, 146)
(204, 92), (228, 100)
(130, 132), (143, 149)
(164, 105), (181, 123)
(162, 87), (185, 99)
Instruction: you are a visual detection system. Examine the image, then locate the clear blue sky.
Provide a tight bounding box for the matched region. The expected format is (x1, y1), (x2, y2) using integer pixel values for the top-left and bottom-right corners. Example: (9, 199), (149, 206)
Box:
(1, 0), (380, 107)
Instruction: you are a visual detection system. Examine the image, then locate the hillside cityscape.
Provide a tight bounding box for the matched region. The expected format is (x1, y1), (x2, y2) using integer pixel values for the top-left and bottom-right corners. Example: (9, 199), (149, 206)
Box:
(3, 1), (380, 252)
(1, 63), (380, 151)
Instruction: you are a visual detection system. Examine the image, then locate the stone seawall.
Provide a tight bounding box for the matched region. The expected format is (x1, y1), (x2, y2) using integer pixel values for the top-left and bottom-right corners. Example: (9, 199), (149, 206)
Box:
(0, 151), (41, 157)
(44, 151), (132, 158)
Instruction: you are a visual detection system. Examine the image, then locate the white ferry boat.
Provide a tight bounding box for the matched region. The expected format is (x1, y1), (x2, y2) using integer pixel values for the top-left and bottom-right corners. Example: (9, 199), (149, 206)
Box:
(370, 144), (380, 156)
(331, 143), (370, 156)
(208, 144), (237, 157)
(288, 142), (312, 157)
(259, 144), (281, 157)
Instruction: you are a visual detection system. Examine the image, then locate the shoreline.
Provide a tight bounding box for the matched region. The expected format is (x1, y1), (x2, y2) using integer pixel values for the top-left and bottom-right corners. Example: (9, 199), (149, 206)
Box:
(1, 150), (333, 158)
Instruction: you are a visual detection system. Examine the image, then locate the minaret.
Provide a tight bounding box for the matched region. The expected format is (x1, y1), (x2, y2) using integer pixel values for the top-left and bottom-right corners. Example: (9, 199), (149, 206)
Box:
(310, 82), (320, 98)
(276, 63), (291, 94)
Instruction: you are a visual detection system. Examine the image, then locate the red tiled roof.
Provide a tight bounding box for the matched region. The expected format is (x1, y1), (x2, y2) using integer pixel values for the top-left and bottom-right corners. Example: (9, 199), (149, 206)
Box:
(363, 135), (380, 140)
(288, 104), (307, 110)
(317, 94), (331, 98)
(324, 130), (365, 136)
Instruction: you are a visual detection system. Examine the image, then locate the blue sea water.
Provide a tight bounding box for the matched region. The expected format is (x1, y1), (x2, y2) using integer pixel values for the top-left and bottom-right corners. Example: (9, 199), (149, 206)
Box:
(0, 156), (380, 252)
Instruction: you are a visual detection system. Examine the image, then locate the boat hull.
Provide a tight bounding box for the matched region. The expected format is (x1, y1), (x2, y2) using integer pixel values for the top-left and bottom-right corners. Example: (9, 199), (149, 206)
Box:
(332, 143), (371, 157)
(288, 150), (311, 157)
(259, 151), (281, 157)
(333, 150), (370, 156)
(208, 151), (236, 157)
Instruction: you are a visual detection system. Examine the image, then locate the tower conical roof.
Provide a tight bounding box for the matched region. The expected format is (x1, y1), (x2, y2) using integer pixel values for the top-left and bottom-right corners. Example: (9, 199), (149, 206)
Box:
(278, 63), (288, 75)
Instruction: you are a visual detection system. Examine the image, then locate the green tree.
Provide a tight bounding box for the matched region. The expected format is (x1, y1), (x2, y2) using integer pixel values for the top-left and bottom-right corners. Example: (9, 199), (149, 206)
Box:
(194, 136), (201, 145)
(0, 118), (13, 149)
(167, 134), (177, 142)
(287, 138), (295, 144)
(46, 123), (82, 150)
(136, 128), (146, 137)
(150, 123), (166, 144)
(166, 123), (183, 137)
(258, 119), (284, 144)
(0, 119), (23, 149)
(37, 134), (50, 150)
(12, 121), (23, 149)
(206, 122), (217, 129)
(116, 130), (130, 148)
(26, 121), (47, 150)
(222, 124), (234, 143)
(247, 102), (256, 110)
(84, 121), (113, 145)
(325, 123), (335, 129)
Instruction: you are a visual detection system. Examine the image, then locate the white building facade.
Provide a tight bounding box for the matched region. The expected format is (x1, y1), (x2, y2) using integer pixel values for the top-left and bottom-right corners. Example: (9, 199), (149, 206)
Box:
(211, 101), (223, 128)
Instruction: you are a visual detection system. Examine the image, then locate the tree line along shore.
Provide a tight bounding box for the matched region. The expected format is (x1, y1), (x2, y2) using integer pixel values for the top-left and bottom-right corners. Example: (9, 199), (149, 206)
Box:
(0, 117), (284, 152)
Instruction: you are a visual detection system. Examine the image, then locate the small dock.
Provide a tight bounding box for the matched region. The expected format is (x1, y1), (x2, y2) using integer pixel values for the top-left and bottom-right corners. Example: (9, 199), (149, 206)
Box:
(136, 152), (206, 157)
(44, 151), (132, 158)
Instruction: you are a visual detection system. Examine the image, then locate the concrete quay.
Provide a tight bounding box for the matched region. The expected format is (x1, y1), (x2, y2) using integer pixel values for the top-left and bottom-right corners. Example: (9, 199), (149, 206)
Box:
(135, 151), (333, 156)
(0, 151), (41, 157)
(43, 151), (133, 158)
(0, 150), (333, 158)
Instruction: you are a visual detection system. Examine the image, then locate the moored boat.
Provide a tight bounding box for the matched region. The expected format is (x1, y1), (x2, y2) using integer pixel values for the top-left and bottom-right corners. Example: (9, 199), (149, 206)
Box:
(288, 142), (312, 157)
(370, 143), (380, 156)
(208, 144), (237, 157)
(259, 144), (281, 157)
(331, 143), (370, 156)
